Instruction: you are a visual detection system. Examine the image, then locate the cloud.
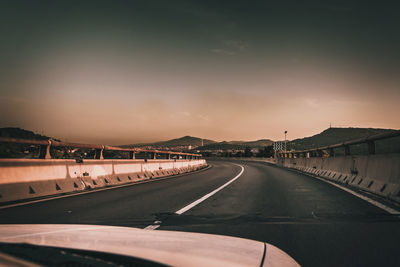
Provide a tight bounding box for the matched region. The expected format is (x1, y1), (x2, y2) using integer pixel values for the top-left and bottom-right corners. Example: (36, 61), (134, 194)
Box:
(197, 114), (210, 121)
(212, 48), (237, 55)
(181, 111), (191, 117)
(212, 39), (248, 56)
(224, 40), (248, 51)
(304, 98), (320, 108)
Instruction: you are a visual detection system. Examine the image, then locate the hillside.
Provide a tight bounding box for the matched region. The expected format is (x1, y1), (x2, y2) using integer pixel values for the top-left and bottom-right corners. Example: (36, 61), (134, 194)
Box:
(0, 128), (54, 158)
(124, 136), (274, 151)
(197, 139), (273, 151)
(288, 127), (400, 154)
(124, 136), (216, 148)
(0, 127), (50, 140)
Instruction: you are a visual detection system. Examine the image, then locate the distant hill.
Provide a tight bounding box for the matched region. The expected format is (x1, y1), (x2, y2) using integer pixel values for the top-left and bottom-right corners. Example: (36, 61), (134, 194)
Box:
(288, 127), (400, 154)
(0, 128), (55, 158)
(124, 136), (216, 148)
(197, 139), (273, 151)
(0, 127), (50, 140)
(2, 127), (398, 156)
(124, 136), (274, 151)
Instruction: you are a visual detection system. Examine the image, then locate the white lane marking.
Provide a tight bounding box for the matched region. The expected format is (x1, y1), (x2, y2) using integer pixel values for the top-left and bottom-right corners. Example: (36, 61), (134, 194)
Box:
(0, 166), (212, 210)
(175, 163), (244, 215)
(144, 224), (160, 230)
(310, 174), (400, 215)
(144, 163), (244, 229)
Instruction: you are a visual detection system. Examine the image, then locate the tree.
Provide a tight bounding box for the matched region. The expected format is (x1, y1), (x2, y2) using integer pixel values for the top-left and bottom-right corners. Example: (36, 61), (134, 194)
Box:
(264, 145), (274, 157)
(244, 146), (252, 157)
(257, 146), (274, 157)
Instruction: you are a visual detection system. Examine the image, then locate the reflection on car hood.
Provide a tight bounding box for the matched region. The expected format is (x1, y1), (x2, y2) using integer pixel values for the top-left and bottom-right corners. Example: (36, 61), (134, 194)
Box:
(0, 224), (299, 267)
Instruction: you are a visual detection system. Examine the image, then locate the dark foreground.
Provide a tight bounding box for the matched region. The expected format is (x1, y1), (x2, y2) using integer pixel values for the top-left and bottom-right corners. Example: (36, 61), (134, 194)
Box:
(1, 159), (399, 266)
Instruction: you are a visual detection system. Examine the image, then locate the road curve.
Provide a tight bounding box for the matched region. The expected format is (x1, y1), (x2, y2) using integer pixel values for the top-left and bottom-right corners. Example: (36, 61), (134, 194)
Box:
(0, 159), (399, 267)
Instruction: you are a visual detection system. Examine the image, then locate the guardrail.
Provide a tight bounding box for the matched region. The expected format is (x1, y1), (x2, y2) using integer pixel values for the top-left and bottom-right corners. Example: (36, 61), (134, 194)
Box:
(0, 137), (202, 160)
(278, 130), (400, 158)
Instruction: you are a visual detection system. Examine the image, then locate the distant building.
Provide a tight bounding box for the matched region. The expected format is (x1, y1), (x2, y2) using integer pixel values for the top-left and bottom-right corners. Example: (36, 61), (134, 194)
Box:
(273, 141), (284, 152)
(251, 148), (259, 154)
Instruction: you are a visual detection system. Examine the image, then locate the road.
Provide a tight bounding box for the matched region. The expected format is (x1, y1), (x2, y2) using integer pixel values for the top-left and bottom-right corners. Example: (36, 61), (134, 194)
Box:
(1, 159), (399, 266)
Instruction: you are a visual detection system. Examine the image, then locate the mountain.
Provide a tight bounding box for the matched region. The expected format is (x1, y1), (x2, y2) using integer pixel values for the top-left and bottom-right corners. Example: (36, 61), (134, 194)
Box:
(0, 127), (51, 140)
(288, 127), (400, 154)
(196, 139), (273, 151)
(241, 139), (274, 147)
(124, 136), (216, 148)
(124, 136), (274, 151)
(0, 128), (55, 158)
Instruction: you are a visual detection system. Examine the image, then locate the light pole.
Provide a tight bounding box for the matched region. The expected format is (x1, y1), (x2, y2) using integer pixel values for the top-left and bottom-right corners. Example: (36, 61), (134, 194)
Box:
(284, 130), (287, 152)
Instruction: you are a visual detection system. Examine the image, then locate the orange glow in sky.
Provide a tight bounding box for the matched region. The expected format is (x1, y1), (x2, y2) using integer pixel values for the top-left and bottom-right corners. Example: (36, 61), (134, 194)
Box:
(1, 1), (399, 145)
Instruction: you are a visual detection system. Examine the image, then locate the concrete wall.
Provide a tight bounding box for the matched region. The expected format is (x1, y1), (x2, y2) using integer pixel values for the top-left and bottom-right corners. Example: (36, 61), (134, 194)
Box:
(0, 159), (207, 204)
(235, 157), (277, 164)
(278, 154), (400, 203)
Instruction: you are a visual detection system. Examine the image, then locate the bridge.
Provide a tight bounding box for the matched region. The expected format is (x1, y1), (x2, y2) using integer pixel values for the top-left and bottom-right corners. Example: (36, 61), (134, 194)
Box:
(0, 133), (399, 267)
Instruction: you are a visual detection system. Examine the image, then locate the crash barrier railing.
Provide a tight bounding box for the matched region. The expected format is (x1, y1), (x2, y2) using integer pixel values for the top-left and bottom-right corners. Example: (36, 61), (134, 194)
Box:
(278, 130), (400, 158)
(0, 137), (202, 160)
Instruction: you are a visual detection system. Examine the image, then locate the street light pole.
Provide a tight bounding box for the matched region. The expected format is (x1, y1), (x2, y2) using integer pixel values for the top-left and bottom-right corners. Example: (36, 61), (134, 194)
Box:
(284, 130), (287, 152)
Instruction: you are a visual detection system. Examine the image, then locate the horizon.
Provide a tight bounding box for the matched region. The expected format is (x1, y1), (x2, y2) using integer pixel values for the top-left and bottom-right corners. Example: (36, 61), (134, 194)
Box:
(2, 126), (398, 146)
(1, 1), (399, 144)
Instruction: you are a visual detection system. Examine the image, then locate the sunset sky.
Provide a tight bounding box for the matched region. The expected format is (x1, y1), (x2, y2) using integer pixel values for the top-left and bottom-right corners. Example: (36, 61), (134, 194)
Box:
(1, 1), (399, 145)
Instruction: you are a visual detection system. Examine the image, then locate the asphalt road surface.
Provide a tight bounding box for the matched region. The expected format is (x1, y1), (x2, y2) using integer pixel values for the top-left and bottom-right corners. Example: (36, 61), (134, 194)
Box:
(1, 159), (399, 266)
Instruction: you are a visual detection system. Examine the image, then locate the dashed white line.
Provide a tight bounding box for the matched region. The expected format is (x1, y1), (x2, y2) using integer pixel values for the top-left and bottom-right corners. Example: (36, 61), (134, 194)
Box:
(175, 163), (244, 215)
(144, 224), (160, 230)
(144, 163), (245, 230)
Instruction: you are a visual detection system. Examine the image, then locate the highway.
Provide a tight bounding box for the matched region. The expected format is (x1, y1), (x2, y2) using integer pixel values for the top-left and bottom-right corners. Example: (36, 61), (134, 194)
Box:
(1, 159), (399, 267)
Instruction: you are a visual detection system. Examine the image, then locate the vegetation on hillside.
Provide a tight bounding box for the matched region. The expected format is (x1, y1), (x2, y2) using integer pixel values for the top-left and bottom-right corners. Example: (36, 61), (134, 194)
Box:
(0, 128), (52, 158)
(124, 136), (216, 148)
(288, 127), (400, 155)
(196, 139), (273, 151)
(1, 127), (399, 158)
(0, 127), (50, 140)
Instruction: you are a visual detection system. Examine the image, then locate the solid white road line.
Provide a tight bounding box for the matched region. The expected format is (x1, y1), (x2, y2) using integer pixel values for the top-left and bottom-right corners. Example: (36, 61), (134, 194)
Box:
(311, 174), (400, 215)
(175, 163), (244, 215)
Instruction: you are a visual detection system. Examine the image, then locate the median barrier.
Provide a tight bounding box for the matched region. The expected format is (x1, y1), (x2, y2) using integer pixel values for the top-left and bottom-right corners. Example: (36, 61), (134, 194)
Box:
(0, 159), (207, 204)
(211, 157), (277, 164)
(278, 154), (400, 204)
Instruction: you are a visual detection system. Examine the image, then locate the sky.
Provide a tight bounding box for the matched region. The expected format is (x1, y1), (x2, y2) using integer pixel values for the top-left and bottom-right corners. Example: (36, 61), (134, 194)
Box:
(1, 0), (399, 145)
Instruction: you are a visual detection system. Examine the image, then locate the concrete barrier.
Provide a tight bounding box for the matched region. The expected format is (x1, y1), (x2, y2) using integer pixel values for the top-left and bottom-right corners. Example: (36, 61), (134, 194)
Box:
(0, 159), (207, 204)
(278, 154), (400, 204)
(225, 157), (276, 164)
(206, 157), (277, 164)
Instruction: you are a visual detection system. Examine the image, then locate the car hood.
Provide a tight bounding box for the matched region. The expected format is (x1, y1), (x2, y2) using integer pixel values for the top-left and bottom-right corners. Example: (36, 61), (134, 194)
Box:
(0, 224), (299, 267)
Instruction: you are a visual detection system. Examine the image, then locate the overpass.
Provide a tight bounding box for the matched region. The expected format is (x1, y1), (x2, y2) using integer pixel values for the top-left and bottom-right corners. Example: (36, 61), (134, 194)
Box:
(0, 134), (399, 266)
